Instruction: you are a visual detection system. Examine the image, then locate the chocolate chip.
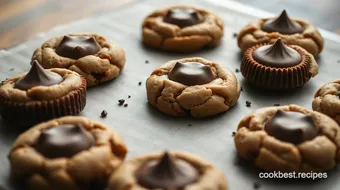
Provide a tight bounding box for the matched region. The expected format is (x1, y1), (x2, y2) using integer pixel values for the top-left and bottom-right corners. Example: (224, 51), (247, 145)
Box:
(253, 182), (261, 189)
(128, 95), (131, 98)
(232, 132), (236, 137)
(145, 60), (149, 64)
(246, 101), (251, 107)
(101, 110), (107, 117)
(233, 33), (238, 37)
(138, 81), (142, 86)
(274, 104), (280, 106)
(235, 69), (239, 73)
(9, 68), (15, 71)
(124, 103), (128, 107)
(118, 99), (125, 106)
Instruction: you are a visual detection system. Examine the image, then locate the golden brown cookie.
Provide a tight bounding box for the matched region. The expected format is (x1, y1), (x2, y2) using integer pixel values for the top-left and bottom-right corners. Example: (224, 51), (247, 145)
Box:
(146, 57), (240, 118)
(142, 5), (224, 53)
(312, 79), (340, 124)
(32, 33), (125, 87)
(237, 10), (324, 56)
(234, 104), (340, 172)
(8, 116), (128, 190)
(108, 151), (228, 190)
(0, 61), (86, 126)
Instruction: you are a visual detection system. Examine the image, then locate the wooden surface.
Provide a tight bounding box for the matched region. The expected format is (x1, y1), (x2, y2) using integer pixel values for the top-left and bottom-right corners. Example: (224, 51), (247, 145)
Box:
(0, 0), (339, 49)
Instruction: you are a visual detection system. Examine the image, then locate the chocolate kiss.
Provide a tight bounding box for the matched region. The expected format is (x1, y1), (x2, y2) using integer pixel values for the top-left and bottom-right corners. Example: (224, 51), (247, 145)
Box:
(163, 8), (202, 28)
(252, 38), (302, 68)
(14, 60), (63, 90)
(262, 10), (303, 34)
(34, 124), (95, 159)
(55, 35), (101, 59)
(264, 110), (318, 144)
(137, 152), (199, 189)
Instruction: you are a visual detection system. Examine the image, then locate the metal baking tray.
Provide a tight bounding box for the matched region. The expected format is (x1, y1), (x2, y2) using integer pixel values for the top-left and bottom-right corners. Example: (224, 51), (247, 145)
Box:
(1, 0), (340, 189)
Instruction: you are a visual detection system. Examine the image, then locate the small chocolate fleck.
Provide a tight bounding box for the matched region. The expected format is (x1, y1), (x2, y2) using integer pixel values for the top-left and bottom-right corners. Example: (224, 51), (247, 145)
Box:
(232, 132), (236, 137)
(253, 182), (261, 189)
(241, 87), (243, 91)
(145, 60), (149, 64)
(118, 99), (125, 106)
(124, 103), (128, 107)
(274, 104), (280, 106)
(138, 81), (142, 86)
(235, 69), (240, 73)
(246, 101), (251, 107)
(233, 33), (238, 37)
(101, 110), (107, 117)
(9, 68), (15, 71)
(128, 95), (131, 98)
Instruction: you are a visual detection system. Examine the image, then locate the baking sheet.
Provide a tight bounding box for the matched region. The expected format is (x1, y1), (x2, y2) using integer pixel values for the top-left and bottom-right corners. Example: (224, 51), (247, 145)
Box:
(1, 0), (340, 189)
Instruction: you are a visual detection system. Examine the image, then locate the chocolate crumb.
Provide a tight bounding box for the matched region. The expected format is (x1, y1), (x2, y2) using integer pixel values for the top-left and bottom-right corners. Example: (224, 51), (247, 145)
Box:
(235, 69), (239, 73)
(128, 95), (131, 98)
(118, 99), (125, 106)
(124, 103), (128, 107)
(232, 132), (236, 137)
(253, 182), (261, 189)
(138, 81), (142, 86)
(145, 60), (149, 64)
(246, 101), (251, 107)
(241, 87), (243, 91)
(101, 110), (107, 117)
(188, 124), (192, 126)
(233, 33), (238, 37)
(9, 68), (15, 71)
(274, 104), (280, 106)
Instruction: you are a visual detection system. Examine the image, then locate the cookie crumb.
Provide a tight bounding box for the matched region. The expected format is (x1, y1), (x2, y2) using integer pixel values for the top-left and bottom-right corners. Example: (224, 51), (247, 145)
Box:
(246, 101), (251, 107)
(232, 132), (236, 137)
(274, 104), (280, 106)
(241, 87), (243, 91)
(138, 81), (142, 86)
(128, 95), (131, 98)
(124, 103), (128, 107)
(188, 124), (192, 126)
(235, 68), (240, 73)
(253, 182), (261, 189)
(118, 99), (125, 106)
(9, 68), (15, 71)
(145, 60), (149, 64)
(100, 110), (108, 118)
(233, 33), (238, 37)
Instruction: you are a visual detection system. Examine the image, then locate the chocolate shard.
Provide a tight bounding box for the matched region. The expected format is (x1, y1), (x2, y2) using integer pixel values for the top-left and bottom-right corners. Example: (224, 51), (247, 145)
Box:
(262, 10), (303, 34)
(14, 60), (63, 90)
(264, 110), (318, 144)
(137, 151), (199, 189)
(168, 62), (216, 85)
(34, 124), (95, 158)
(55, 35), (101, 59)
(163, 8), (203, 28)
(252, 38), (302, 68)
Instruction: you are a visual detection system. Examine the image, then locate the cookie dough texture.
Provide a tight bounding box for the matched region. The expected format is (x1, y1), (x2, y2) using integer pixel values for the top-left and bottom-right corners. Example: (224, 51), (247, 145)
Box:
(108, 151), (228, 190)
(9, 116), (128, 190)
(237, 18), (324, 56)
(313, 79), (340, 124)
(142, 5), (224, 53)
(32, 33), (125, 87)
(234, 105), (340, 172)
(146, 57), (241, 118)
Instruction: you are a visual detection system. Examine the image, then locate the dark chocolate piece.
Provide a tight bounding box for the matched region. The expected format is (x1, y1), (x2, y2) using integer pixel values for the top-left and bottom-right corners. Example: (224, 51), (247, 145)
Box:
(124, 103), (128, 107)
(138, 81), (142, 86)
(262, 10), (303, 34)
(55, 35), (101, 59)
(15, 60), (63, 90)
(34, 124), (95, 158)
(163, 8), (202, 28)
(137, 152), (199, 189)
(252, 38), (301, 68)
(233, 33), (238, 37)
(246, 101), (251, 107)
(145, 60), (149, 64)
(235, 68), (240, 73)
(118, 99), (125, 106)
(168, 62), (216, 85)
(128, 95), (131, 98)
(264, 110), (318, 144)
(232, 132), (236, 137)
(101, 110), (108, 117)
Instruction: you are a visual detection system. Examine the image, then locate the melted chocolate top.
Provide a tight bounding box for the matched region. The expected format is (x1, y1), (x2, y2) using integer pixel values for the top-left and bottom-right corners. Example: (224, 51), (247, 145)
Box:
(34, 124), (95, 159)
(163, 8), (203, 28)
(14, 60), (63, 90)
(264, 110), (318, 144)
(55, 35), (101, 59)
(262, 10), (303, 34)
(252, 38), (302, 68)
(168, 62), (216, 85)
(137, 152), (199, 189)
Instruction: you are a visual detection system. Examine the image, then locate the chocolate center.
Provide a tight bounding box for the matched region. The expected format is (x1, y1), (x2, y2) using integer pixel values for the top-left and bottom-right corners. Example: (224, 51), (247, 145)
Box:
(14, 60), (63, 90)
(168, 62), (216, 85)
(252, 38), (302, 68)
(262, 10), (303, 34)
(137, 152), (199, 189)
(55, 35), (101, 59)
(34, 124), (95, 159)
(163, 8), (203, 28)
(264, 110), (318, 144)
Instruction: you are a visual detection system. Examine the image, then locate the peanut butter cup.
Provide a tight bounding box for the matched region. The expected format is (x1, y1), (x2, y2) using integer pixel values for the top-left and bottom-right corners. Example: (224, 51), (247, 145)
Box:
(262, 10), (303, 34)
(241, 38), (318, 90)
(56, 36), (101, 59)
(163, 8), (203, 28)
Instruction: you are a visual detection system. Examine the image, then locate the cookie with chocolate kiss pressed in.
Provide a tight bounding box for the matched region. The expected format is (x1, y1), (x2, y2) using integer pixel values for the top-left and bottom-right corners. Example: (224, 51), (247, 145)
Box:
(241, 38), (318, 90)
(234, 104), (340, 172)
(146, 57), (240, 118)
(142, 5), (224, 53)
(0, 61), (87, 127)
(32, 33), (125, 87)
(8, 116), (128, 190)
(108, 151), (228, 190)
(237, 10), (324, 56)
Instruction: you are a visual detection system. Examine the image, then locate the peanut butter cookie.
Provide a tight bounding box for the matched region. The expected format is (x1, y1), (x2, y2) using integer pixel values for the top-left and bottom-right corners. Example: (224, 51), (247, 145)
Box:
(234, 104), (340, 172)
(8, 116), (127, 190)
(32, 33), (125, 87)
(146, 57), (240, 118)
(237, 10), (324, 56)
(142, 5), (224, 53)
(108, 151), (228, 190)
(313, 79), (340, 124)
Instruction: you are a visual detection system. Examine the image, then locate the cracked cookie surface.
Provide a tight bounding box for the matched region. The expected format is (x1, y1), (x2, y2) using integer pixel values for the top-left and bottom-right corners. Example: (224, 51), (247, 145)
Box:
(8, 116), (127, 190)
(234, 104), (340, 172)
(146, 57), (240, 118)
(142, 5), (224, 53)
(32, 33), (125, 87)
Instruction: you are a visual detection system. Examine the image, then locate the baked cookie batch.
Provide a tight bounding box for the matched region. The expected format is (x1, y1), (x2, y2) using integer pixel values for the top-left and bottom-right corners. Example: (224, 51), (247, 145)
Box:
(0, 4), (338, 190)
